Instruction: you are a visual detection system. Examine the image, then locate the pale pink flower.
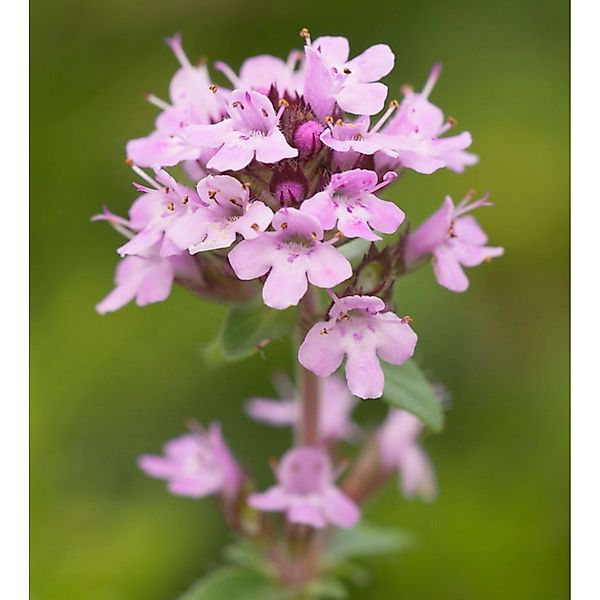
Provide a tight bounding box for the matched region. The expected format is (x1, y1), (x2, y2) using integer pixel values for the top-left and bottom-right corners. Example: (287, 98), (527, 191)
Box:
(405, 192), (504, 292)
(214, 51), (303, 96)
(126, 34), (224, 168)
(298, 295), (417, 399)
(301, 168), (403, 241)
(184, 90), (298, 172)
(304, 36), (394, 119)
(138, 424), (243, 500)
(99, 169), (203, 258)
(377, 410), (436, 501)
(375, 64), (477, 174)
(248, 446), (360, 528)
(96, 245), (200, 314)
(185, 175), (273, 253)
(228, 208), (352, 310)
(246, 374), (358, 442)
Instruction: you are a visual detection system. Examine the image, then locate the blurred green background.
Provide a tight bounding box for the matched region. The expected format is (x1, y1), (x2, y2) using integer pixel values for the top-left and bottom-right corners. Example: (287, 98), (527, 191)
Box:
(30, 0), (568, 598)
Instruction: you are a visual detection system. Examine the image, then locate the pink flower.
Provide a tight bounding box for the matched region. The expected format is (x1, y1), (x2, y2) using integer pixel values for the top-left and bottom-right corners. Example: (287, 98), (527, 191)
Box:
(126, 34), (224, 168)
(100, 169), (204, 258)
(228, 208), (352, 310)
(248, 446), (360, 528)
(304, 36), (395, 119)
(298, 295), (417, 399)
(184, 90), (298, 172)
(301, 169), (404, 241)
(214, 51), (303, 96)
(377, 410), (436, 501)
(246, 374), (358, 442)
(375, 64), (477, 175)
(138, 424), (243, 500)
(185, 175), (273, 253)
(96, 245), (200, 314)
(404, 192), (504, 292)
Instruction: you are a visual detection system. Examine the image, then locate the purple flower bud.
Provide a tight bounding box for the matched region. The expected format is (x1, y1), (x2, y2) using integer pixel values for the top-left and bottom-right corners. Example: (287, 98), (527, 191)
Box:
(293, 120), (324, 156)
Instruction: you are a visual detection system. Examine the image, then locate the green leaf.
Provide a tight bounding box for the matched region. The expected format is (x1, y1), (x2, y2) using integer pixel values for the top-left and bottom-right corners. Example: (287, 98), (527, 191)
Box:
(326, 522), (413, 564)
(216, 300), (297, 362)
(304, 577), (348, 599)
(178, 567), (287, 600)
(381, 359), (444, 431)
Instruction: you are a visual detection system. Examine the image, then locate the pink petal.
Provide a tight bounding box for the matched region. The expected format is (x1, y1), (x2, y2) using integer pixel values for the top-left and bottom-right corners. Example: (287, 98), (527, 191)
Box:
(300, 191), (337, 230)
(287, 499), (328, 528)
(336, 81), (388, 116)
(345, 44), (394, 81)
(312, 36), (350, 64)
(228, 235), (275, 279)
(254, 129), (298, 164)
(365, 196), (405, 235)
(262, 263), (309, 309)
(246, 398), (298, 426)
(322, 487), (360, 528)
(298, 322), (345, 378)
(137, 455), (175, 479)
(206, 142), (255, 172)
(135, 260), (175, 306)
(344, 342), (385, 399)
(303, 47), (337, 120)
(375, 313), (418, 365)
(248, 486), (290, 511)
(432, 244), (469, 292)
(306, 245), (352, 288)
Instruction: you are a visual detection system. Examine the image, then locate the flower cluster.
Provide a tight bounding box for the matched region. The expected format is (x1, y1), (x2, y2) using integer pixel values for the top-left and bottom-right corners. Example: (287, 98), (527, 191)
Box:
(97, 30), (501, 401)
(96, 30), (503, 589)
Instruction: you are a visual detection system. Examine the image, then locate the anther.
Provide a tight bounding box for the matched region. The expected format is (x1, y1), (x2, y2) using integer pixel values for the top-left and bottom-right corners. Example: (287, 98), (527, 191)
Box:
(261, 108), (269, 117)
(320, 328), (329, 335)
(343, 67), (352, 75)
(447, 116), (458, 127)
(310, 231), (318, 240)
(390, 99), (400, 108)
(325, 115), (335, 125)
(208, 84), (218, 93)
(300, 27), (311, 41)
(250, 223), (260, 231)
(182, 196), (189, 205)
(278, 98), (290, 107)
(335, 118), (344, 126)
(401, 84), (414, 95)
(166, 202), (175, 211)
(208, 190), (217, 199)
(280, 222), (288, 230)
(401, 315), (413, 324)
(339, 314), (350, 322)
(125, 158), (133, 166)
(196, 56), (208, 66)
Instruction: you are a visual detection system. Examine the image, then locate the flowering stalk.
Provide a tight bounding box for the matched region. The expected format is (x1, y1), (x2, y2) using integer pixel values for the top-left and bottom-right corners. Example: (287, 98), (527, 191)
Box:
(95, 28), (503, 597)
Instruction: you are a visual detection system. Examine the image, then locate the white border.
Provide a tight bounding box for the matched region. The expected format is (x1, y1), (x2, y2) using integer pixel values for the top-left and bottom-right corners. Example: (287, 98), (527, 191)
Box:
(1, 0), (29, 598)
(571, 1), (599, 598)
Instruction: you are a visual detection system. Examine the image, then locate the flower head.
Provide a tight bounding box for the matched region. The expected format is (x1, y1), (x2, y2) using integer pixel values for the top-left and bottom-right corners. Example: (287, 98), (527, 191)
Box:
(228, 208), (352, 310)
(248, 446), (360, 528)
(376, 410), (436, 501)
(301, 169), (404, 241)
(138, 424), (243, 500)
(246, 374), (358, 442)
(298, 295), (417, 399)
(405, 192), (504, 292)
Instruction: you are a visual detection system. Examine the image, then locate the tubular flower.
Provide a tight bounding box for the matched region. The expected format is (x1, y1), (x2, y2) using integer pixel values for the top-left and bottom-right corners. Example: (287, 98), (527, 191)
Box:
(299, 295), (417, 399)
(228, 208), (352, 310)
(138, 424), (243, 500)
(301, 168), (403, 241)
(246, 374), (358, 443)
(248, 446), (360, 528)
(405, 192), (504, 292)
(377, 410), (436, 501)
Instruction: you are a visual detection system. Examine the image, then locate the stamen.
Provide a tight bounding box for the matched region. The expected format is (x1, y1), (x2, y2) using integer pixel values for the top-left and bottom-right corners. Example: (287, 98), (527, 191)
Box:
(439, 116), (457, 135)
(401, 315), (413, 324)
(421, 63), (442, 99)
(145, 94), (172, 111)
(454, 191), (493, 218)
(369, 171), (398, 193)
(208, 190), (217, 199)
(250, 223), (260, 231)
(208, 84), (218, 94)
(276, 99), (289, 122)
(320, 328), (329, 335)
(299, 27), (312, 45)
(166, 202), (175, 211)
(343, 67), (352, 75)
(326, 289), (340, 303)
(182, 195), (189, 205)
(213, 61), (241, 87)
(131, 165), (161, 190)
(371, 99), (400, 133)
